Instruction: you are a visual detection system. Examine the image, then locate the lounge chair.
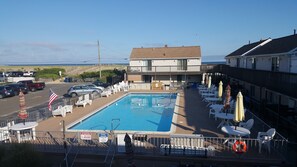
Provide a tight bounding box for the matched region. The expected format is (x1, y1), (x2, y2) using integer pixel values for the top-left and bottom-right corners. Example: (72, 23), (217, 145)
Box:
(64, 105), (73, 114)
(83, 94), (92, 105)
(209, 108), (222, 120)
(101, 88), (112, 97)
(75, 94), (92, 107)
(52, 105), (66, 117)
(257, 128), (276, 153)
(160, 134), (214, 157)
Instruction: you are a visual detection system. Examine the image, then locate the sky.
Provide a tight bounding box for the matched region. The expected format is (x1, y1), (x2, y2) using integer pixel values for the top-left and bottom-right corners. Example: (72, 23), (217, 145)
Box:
(0, 0), (296, 65)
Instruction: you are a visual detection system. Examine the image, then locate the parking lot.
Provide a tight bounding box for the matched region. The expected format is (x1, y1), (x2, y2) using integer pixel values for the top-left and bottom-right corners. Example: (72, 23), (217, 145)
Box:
(0, 83), (77, 118)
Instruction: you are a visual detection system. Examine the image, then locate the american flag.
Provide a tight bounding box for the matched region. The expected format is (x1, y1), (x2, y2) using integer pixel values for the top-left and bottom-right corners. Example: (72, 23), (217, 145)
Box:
(48, 89), (58, 111)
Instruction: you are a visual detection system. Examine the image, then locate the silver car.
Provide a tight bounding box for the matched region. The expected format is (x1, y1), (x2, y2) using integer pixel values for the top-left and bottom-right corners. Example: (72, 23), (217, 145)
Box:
(67, 85), (102, 97)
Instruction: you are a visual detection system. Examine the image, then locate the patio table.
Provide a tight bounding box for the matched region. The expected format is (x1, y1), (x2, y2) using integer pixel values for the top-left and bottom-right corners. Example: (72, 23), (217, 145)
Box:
(9, 122), (38, 143)
(215, 113), (234, 128)
(221, 126), (250, 137)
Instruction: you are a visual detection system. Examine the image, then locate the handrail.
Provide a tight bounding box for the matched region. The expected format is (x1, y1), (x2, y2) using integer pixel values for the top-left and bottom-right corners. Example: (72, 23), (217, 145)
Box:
(59, 133), (79, 167)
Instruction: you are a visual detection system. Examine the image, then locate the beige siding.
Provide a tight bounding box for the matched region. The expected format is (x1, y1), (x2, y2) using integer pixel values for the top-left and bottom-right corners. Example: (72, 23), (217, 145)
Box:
(128, 74), (142, 82)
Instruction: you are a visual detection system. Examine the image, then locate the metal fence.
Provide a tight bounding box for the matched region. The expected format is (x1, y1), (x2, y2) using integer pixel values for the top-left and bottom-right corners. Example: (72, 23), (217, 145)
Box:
(0, 130), (289, 165)
(0, 93), (102, 128)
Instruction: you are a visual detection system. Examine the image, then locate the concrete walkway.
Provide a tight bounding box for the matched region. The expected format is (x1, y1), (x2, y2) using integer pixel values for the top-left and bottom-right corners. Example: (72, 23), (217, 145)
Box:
(36, 88), (226, 137)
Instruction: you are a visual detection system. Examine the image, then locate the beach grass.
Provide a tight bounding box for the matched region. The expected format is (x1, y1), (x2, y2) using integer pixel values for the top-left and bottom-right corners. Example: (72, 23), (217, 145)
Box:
(0, 65), (127, 76)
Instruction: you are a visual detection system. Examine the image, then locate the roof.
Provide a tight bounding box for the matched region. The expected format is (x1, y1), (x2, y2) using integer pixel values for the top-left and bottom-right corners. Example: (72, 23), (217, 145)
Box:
(226, 34), (297, 58)
(245, 34), (297, 56)
(130, 46), (201, 60)
(225, 40), (266, 57)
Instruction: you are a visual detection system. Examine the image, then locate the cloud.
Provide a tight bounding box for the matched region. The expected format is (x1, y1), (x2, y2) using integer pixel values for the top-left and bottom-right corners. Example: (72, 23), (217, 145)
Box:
(22, 42), (68, 52)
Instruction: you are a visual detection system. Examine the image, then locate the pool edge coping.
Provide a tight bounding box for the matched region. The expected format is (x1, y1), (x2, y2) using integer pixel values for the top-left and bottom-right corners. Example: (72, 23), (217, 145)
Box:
(66, 92), (180, 135)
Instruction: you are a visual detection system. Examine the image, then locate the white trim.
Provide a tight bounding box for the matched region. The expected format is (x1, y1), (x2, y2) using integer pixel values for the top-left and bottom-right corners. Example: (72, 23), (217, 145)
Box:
(241, 38), (272, 56)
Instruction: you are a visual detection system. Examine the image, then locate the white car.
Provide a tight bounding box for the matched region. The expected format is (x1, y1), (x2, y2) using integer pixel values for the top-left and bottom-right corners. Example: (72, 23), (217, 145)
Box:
(23, 71), (35, 77)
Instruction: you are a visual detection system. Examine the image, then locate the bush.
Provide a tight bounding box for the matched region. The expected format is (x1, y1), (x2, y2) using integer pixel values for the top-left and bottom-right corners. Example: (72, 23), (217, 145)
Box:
(35, 68), (65, 80)
(79, 69), (124, 82)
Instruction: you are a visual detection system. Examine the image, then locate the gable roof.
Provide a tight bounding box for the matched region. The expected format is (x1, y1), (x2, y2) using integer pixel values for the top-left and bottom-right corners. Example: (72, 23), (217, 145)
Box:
(225, 40), (267, 58)
(245, 34), (297, 56)
(130, 46), (201, 60)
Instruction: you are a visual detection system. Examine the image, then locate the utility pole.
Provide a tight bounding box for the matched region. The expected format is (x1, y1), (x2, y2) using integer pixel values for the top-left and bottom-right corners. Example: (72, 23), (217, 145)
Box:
(98, 40), (102, 78)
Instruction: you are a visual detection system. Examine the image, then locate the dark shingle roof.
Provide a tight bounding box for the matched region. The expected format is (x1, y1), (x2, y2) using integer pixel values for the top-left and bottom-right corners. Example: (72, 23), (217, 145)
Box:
(245, 34), (297, 56)
(130, 46), (201, 60)
(225, 40), (265, 57)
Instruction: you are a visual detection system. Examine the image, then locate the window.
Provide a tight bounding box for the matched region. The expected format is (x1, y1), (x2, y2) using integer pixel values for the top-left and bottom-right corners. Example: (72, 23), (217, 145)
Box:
(271, 57), (279, 72)
(143, 60), (152, 71)
(177, 59), (187, 70)
(177, 75), (182, 82)
(143, 75), (151, 83)
(288, 99), (296, 109)
(252, 58), (256, 69)
(250, 85), (255, 97)
(236, 58), (240, 68)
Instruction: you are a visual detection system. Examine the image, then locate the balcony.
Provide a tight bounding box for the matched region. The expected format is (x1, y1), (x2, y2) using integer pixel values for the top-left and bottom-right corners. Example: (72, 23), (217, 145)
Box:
(127, 65), (217, 75)
(213, 65), (297, 99)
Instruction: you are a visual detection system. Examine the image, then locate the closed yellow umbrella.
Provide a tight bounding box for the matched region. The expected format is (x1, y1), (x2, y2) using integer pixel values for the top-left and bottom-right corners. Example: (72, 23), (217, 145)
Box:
(233, 91), (245, 124)
(207, 76), (212, 89)
(218, 81), (223, 99)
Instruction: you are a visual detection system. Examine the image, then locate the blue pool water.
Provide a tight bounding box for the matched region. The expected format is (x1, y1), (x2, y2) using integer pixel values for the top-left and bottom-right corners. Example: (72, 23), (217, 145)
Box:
(69, 93), (177, 132)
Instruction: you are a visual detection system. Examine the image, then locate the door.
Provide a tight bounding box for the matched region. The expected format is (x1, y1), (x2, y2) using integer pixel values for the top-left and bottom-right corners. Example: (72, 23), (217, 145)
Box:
(143, 60), (152, 71)
(143, 75), (151, 83)
(177, 59), (187, 70)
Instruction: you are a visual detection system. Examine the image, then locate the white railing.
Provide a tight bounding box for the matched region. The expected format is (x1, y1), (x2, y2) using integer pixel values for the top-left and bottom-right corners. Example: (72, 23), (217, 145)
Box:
(1, 130), (289, 164)
(128, 65), (202, 73)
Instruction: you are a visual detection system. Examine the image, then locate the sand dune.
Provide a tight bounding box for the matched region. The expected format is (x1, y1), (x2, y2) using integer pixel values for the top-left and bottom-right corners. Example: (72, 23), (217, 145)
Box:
(0, 65), (127, 76)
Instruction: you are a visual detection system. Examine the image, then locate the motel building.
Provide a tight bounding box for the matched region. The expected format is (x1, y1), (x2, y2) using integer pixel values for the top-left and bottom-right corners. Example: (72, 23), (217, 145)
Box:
(127, 45), (203, 90)
(222, 33), (297, 139)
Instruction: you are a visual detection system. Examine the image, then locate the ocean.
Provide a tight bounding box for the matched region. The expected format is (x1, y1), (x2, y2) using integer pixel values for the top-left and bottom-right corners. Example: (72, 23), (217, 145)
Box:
(3, 61), (225, 66)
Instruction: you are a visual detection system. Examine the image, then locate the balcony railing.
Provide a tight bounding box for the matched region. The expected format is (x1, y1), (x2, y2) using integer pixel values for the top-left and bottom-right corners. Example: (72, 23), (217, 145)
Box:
(1, 130), (289, 166)
(127, 65), (217, 74)
(213, 65), (297, 99)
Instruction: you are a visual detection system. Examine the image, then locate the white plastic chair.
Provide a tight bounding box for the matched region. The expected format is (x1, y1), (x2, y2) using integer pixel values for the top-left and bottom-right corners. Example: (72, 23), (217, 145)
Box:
(239, 119), (254, 130)
(257, 128), (276, 153)
(52, 105), (66, 117)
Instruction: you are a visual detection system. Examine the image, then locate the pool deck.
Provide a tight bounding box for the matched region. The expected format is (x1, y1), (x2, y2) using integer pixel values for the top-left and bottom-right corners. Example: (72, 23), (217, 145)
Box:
(36, 88), (226, 137)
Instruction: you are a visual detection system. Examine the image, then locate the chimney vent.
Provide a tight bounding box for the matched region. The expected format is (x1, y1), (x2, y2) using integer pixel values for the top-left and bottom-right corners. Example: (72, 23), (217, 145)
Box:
(294, 29), (296, 35)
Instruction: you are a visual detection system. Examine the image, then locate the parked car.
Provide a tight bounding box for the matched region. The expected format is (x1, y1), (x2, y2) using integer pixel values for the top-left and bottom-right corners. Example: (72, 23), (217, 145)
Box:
(0, 72), (5, 82)
(92, 80), (110, 88)
(85, 84), (104, 91)
(5, 71), (24, 77)
(23, 71), (35, 77)
(6, 83), (29, 95)
(67, 85), (103, 97)
(0, 86), (14, 99)
(17, 80), (45, 92)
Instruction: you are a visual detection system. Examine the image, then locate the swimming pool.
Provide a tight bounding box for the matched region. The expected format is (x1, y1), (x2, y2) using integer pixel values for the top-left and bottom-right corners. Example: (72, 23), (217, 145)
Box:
(68, 93), (178, 133)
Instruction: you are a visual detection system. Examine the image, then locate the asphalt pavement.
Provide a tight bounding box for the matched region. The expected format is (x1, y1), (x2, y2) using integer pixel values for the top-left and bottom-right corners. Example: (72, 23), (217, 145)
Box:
(0, 83), (77, 119)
